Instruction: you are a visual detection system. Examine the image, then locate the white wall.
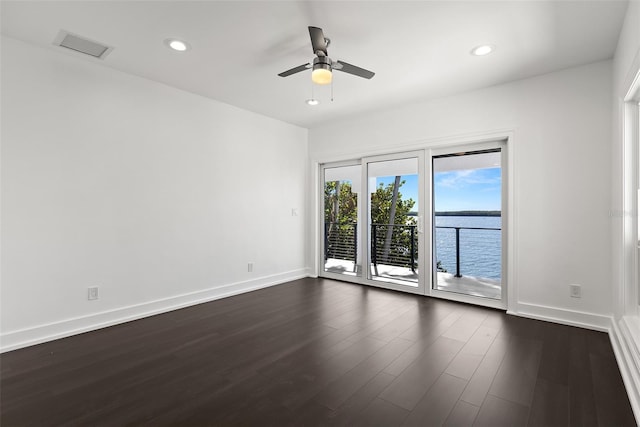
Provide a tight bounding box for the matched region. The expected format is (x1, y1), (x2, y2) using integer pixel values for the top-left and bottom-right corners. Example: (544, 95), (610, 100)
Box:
(309, 60), (613, 328)
(0, 36), (308, 351)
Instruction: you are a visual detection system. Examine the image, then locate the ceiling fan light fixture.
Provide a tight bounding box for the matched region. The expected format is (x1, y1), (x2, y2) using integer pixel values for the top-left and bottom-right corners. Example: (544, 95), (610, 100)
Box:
(312, 68), (332, 85)
(312, 56), (332, 85)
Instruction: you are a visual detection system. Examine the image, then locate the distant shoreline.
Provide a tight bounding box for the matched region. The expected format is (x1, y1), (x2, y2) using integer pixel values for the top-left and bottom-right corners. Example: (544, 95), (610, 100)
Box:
(435, 210), (501, 217)
(407, 210), (501, 217)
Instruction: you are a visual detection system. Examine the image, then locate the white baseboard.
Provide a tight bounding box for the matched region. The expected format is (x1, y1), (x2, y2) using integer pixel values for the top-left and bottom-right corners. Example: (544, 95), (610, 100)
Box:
(0, 268), (309, 353)
(610, 317), (640, 424)
(507, 302), (612, 331)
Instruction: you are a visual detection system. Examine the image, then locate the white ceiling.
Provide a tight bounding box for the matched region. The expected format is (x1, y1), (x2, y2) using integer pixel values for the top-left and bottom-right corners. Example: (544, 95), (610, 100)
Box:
(1, 1), (629, 128)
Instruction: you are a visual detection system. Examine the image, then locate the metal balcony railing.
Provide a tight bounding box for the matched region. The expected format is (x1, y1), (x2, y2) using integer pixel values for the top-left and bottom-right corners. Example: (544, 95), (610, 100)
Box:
(324, 222), (501, 279)
(435, 226), (501, 278)
(324, 222), (357, 269)
(371, 224), (418, 272)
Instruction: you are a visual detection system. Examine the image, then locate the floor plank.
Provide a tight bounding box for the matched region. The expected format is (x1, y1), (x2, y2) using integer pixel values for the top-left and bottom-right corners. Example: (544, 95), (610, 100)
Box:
(402, 373), (467, 426)
(358, 398), (410, 427)
(568, 328), (599, 426)
(378, 336), (465, 410)
(459, 335), (510, 407)
(590, 346), (636, 426)
(487, 336), (542, 406)
(473, 394), (529, 427)
(528, 378), (569, 427)
(325, 371), (397, 426)
(444, 400), (480, 426)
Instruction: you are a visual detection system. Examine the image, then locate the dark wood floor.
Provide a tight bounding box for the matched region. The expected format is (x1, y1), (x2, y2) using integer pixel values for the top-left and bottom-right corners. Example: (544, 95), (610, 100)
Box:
(1, 278), (635, 426)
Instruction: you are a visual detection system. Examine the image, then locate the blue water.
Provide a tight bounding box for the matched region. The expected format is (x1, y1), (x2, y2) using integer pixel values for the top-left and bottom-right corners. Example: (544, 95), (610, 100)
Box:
(434, 216), (502, 280)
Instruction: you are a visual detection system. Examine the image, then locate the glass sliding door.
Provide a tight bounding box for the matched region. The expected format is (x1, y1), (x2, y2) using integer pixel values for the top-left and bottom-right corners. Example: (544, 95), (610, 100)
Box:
(432, 148), (503, 300)
(365, 153), (425, 293)
(323, 164), (362, 278)
(319, 144), (506, 306)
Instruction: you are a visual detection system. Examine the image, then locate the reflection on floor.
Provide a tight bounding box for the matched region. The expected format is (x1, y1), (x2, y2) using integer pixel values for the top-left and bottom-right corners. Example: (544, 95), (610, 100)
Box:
(324, 258), (501, 298)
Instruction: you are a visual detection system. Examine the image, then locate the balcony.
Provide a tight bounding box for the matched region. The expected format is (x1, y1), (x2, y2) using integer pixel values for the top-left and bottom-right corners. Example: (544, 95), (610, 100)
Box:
(324, 222), (501, 299)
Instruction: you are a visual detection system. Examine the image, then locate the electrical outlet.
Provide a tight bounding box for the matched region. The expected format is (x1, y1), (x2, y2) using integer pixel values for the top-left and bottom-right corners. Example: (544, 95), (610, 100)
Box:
(248, 263), (253, 273)
(291, 208), (298, 217)
(569, 284), (581, 298)
(88, 286), (99, 300)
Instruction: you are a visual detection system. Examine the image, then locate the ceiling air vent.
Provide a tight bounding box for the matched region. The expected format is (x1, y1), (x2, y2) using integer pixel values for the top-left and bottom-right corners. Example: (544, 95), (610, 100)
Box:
(53, 30), (113, 59)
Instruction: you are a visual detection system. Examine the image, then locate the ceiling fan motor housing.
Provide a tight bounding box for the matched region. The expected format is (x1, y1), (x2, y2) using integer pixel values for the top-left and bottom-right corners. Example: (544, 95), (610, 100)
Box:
(313, 56), (332, 72)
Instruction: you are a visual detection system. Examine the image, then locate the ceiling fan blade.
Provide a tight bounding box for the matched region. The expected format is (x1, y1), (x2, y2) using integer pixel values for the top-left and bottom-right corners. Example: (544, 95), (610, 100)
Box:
(308, 26), (327, 56)
(334, 60), (375, 79)
(278, 63), (311, 77)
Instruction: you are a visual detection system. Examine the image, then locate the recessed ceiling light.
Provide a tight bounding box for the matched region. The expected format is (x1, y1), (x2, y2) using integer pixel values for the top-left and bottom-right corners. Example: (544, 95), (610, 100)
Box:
(470, 45), (494, 56)
(164, 38), (190, 52)
(306, 99), (319, 106)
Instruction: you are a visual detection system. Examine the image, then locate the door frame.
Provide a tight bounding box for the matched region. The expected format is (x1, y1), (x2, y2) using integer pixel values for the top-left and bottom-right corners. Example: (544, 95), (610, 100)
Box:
(360, 150), (426, 295)
(318, 160), (364, 286)
(427, 140), (508, 310)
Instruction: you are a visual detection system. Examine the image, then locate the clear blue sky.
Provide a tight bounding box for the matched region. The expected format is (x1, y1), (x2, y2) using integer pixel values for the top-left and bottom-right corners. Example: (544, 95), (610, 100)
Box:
(375, 167), (501, 211)
(434, 167), (501, 211)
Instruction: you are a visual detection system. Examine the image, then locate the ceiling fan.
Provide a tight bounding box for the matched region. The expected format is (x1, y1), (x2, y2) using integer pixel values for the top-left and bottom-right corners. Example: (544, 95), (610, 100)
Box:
(278, 26), (375, 85)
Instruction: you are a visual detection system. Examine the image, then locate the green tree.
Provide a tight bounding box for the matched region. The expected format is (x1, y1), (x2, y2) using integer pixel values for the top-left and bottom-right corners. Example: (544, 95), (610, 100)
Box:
(324, 179), (416, 226)
(370, 180), (416, 227)
(324, 181), (357, 225)
(370, 179), (416, 266)
(324, 179), (417, 267)
(324, 181), (358, 261)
